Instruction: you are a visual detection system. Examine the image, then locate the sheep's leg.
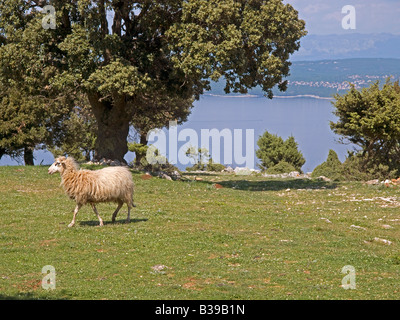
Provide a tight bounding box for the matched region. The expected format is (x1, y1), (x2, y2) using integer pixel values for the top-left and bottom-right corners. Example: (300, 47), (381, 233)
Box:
(68, 204), (82, 228)
(126, 203), (133, 223)
(91, 204), (104, 227)
(111, 201), (123, 223)
(126, 195), (135, 223)
(126, 206), (131, 223)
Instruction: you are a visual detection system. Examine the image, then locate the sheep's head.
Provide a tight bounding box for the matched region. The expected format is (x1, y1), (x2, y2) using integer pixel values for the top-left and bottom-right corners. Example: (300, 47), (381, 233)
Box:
(48, 156), (67, 175)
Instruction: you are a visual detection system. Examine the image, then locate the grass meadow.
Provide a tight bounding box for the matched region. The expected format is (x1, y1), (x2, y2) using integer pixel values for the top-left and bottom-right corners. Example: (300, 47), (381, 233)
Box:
(1, 165), (400, 300)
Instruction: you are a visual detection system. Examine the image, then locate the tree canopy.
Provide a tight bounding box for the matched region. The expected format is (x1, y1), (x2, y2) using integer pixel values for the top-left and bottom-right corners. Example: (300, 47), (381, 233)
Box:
(256, 130), (305, 172)
(0, 0), (86, 163)
(330, 79), (400, 177)
(0, 0), (307, 163)
(311, 149), (344, 181)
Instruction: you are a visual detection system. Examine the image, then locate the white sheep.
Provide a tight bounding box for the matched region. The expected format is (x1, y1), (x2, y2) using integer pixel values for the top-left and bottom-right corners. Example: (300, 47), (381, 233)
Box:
(48, 156), (135, 227)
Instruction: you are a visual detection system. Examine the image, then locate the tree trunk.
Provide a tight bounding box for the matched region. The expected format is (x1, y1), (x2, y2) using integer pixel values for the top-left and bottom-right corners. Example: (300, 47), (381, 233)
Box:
(24, 146), (34, 166)
(88, 93), (130, 163)
(134, 131), (149, 167)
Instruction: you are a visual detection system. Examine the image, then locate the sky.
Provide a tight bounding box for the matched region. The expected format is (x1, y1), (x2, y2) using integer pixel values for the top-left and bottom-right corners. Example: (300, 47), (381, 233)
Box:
(284, 0), (400, 35)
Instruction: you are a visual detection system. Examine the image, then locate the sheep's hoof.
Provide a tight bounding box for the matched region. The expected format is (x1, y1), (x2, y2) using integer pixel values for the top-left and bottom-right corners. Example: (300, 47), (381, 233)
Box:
(68, 222), (75, 228)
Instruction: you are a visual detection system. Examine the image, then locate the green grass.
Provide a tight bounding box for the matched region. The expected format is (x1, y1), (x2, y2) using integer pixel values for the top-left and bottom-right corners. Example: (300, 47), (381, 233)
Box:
(1, 166), (400, 300)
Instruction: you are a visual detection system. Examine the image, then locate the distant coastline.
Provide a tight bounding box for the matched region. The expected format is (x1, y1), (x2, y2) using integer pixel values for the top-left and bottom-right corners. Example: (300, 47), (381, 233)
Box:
(204, 93), (334, 100)
(207, 58), (400, 101)
(205, 93), (259, 98)
(273, 94), (334, 100)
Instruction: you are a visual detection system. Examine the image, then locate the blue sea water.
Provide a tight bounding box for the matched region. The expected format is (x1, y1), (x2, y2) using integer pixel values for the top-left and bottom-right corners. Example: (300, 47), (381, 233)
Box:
(0, 95), (355, 172)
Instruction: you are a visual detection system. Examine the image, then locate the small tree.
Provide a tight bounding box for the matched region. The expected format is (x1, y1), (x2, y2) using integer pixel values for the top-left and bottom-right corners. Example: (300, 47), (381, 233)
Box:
(256, 130), (305, 172)
(206, 158), (226, 172)
(266, 161), (296, 174)
(185, 147), (210, 171)
(311, 149), (344, 181)
(330, 79), (400, 177)
(281, 136), (306, 171)
(128, 142), (150, 168)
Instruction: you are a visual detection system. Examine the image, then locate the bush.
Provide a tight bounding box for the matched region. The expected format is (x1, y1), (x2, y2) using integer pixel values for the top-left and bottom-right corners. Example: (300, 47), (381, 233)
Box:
(186, 163), (206, 171)
(186, 158), (226, 172)
(311, 149), (345, 181)
(185, 147), (209, 171)
(341, 152), (398, 181)
(312, 149), (399, 181)
(256, 130), (305, 172)
(207, 159), (226, 172)
(129, 143), (181, 176)
(128, 142), (149, 167)
(266, 161), (296, 174)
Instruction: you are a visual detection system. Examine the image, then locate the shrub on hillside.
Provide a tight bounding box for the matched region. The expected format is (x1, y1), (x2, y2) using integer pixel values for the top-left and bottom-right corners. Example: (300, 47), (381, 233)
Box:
(341, 152), (398, 181)
(207, 159), (226, 172)
(256, 130), (305, 172)
(186, 158), (226, 172)
(185, 147), (209, 171)
(311, 149), (345, 181)
(266, 161), (297, 174)
(129, 143), (181, 176)
(312, 149), (399, 181)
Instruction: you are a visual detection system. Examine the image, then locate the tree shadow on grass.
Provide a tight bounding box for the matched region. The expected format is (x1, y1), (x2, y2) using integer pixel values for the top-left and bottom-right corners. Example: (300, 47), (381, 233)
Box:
(184, 172), (220, 177)
(0, 292), (38, 300)
(0, 291), (71, 300)
(79, 218), (148, 227)
(210, 178), (338, 191)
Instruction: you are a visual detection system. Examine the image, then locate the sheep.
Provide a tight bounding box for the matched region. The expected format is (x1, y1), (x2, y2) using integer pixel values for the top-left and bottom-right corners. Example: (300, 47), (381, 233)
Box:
(48, 156), (135, 227)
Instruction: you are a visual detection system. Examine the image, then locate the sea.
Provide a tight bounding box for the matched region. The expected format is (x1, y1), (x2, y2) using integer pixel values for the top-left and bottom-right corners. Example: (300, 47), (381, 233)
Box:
(0, 94), (356, 173)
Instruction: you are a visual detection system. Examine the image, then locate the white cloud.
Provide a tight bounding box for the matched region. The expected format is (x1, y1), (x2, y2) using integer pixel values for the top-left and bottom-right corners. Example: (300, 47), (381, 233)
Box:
(284, 0), (400, 35)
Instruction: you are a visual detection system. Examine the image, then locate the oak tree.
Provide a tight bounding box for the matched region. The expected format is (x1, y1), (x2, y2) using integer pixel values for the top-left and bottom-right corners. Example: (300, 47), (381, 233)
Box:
(0, 0), (307, 162)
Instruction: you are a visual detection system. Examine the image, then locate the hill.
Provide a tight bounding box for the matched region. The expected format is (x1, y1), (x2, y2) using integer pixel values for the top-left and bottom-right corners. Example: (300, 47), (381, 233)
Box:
(291, 34), (400, 62)
(209, 58), (400, 98)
